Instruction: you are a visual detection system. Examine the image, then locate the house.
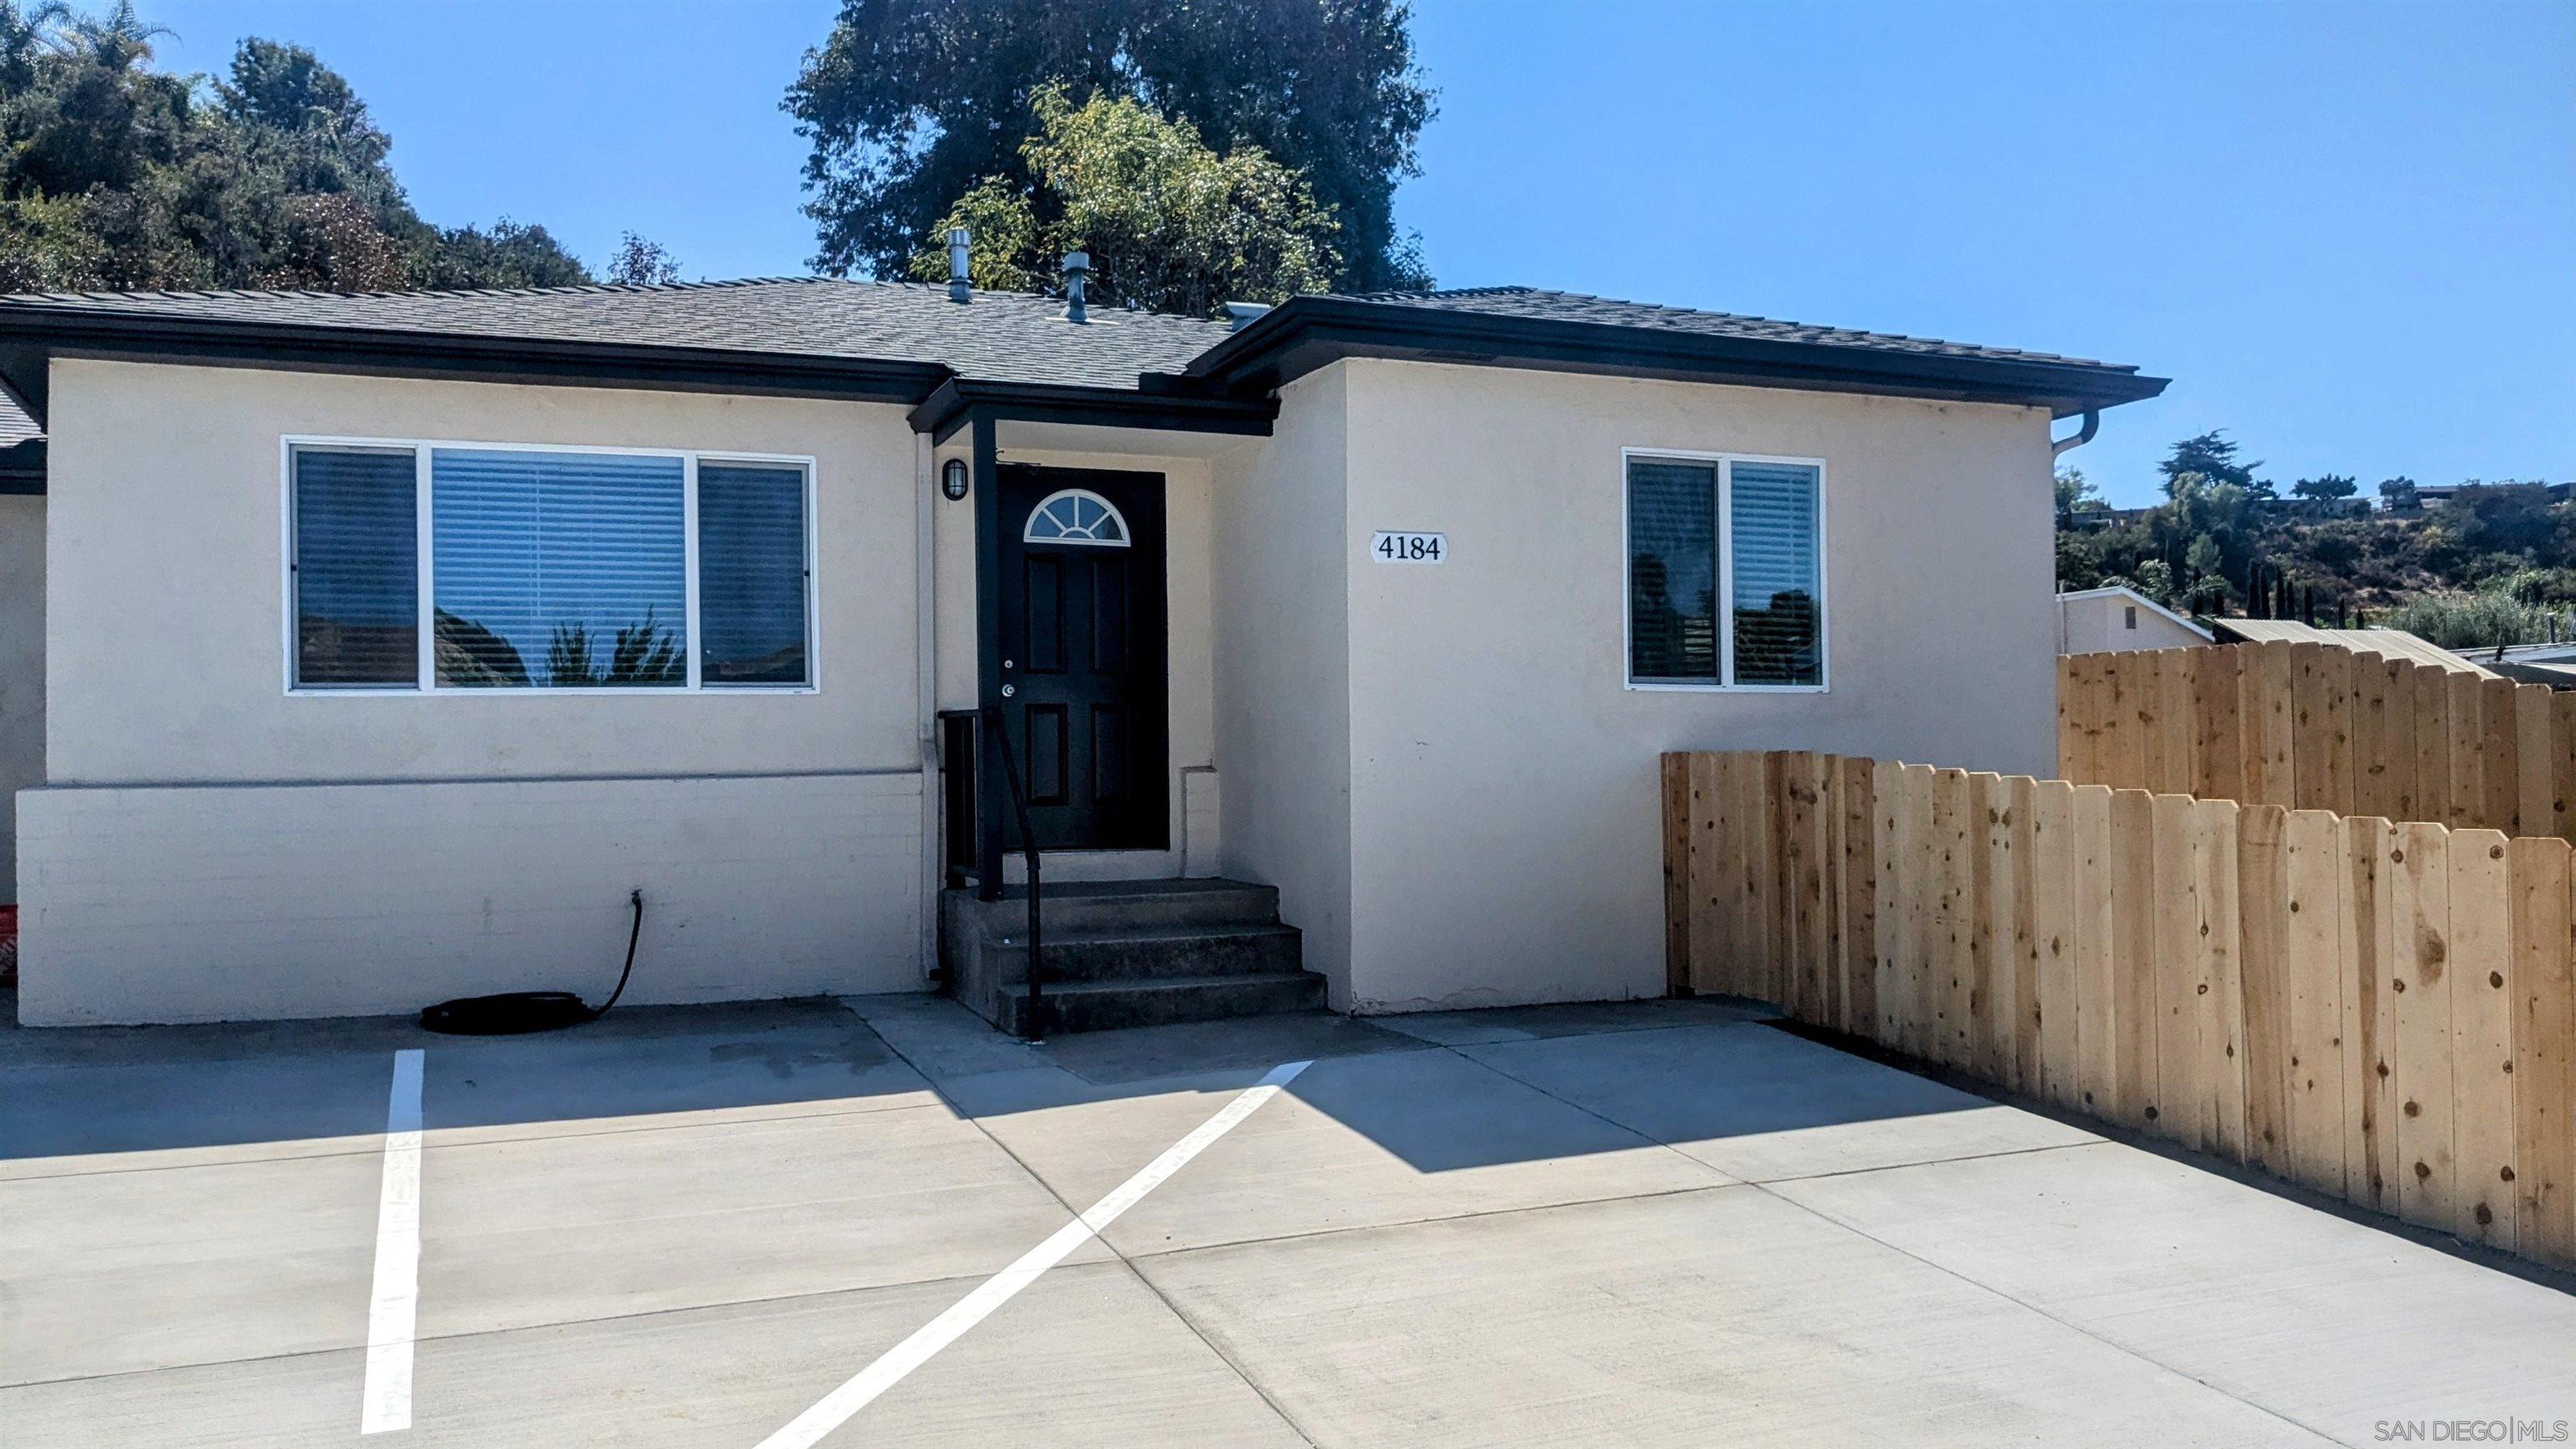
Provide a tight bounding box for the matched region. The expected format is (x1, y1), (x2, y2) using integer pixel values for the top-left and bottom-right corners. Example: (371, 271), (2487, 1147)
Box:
(2056, 584), (2213, 654)
(0, 266), (2164, 1026)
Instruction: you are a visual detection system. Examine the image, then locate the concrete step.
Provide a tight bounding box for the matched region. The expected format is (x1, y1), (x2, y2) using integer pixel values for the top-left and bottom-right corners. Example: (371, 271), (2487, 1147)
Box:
(956, 878), (1280, 935)
(979, 922), (1304, 984)
(992, 971), (1328, 1036)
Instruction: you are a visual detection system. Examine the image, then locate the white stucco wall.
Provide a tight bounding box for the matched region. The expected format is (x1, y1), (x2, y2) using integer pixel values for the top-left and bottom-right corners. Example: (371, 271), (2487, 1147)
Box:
(23, 360), (930, 1022)
(1321, 359), (2059, 1012)
(1209, 369), (1354, 1000)
(0, 494), (41, 902)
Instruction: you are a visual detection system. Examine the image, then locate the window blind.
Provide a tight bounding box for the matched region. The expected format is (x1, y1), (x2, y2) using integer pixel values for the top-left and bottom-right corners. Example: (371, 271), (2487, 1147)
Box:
(697, 462), (810, 685)
(430, 449), (687, 688)
(1627, 459), (1720, 683)
(292, 446), (418, 688)
(1729, 460), (1821, 686)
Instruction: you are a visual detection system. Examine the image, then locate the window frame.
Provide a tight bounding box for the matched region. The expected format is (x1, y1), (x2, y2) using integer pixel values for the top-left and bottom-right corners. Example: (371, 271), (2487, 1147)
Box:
(1619, 447), (1830, 694)
(281, 434), (820, 697)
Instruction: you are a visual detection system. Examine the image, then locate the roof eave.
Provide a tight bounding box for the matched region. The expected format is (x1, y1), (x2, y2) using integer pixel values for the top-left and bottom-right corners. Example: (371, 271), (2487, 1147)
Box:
(0, 305), (951, 405)
(909, 376), (1278, 444)
(1191, 296), (2168, 418)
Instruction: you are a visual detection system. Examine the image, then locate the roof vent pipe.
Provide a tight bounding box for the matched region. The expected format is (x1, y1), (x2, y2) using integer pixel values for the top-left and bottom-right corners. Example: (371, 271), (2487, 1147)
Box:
(1061, 252), (1089, 324)
(1223, 301), (1271, 330)
(947, 228), (971, 304)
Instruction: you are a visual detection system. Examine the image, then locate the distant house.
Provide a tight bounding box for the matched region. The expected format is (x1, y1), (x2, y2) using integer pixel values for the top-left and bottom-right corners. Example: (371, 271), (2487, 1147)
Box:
(2058, 585), (2212, 654)
(0, 271), (2163, 1026)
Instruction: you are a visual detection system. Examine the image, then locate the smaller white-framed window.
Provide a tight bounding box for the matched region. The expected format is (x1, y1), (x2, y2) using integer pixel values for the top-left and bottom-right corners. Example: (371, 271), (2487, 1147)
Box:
(1623, 449), (1827, 692)
(1023, 488), (1131, 547)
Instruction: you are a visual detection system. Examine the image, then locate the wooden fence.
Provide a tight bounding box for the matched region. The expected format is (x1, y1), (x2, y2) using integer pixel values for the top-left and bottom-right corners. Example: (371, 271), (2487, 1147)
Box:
(2059, 641), (2576, 844)
(1661, 749), (2576, 1270)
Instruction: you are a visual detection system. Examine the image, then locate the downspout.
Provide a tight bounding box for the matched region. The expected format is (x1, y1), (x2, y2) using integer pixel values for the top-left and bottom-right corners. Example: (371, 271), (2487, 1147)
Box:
(2051, 408), (2100, 458)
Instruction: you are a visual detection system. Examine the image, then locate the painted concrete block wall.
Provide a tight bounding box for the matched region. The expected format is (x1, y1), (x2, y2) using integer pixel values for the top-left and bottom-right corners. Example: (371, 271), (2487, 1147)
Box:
(1209, 369), (1355, 1002)
(17, 771), (922, 1025)
(0, 495), (41, 901)
(43, 359), (922, 783)
(1335, 358), (2059, 1012)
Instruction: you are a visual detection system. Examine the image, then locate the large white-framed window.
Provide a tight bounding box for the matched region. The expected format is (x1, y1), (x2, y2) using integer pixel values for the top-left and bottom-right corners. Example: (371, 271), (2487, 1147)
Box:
(1623, 449), (1827, 692)
(284, 436), (818, 694)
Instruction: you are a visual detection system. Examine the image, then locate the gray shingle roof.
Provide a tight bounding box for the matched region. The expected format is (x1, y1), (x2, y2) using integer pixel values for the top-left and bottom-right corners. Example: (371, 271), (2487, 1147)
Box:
(1338, 286), (2115, 369)
(0, 277), (1233, 391)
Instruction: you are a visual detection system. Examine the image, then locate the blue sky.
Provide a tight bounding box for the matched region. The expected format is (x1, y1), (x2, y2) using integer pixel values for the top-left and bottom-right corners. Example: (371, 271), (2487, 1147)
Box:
(142, 0), (2572, 506)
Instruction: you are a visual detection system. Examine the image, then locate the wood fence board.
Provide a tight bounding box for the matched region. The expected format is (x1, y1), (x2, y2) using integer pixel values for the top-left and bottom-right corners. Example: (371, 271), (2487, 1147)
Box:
(1971, 772), (2010, 1080)
(2346, 818), (2402, 1212)
(1782, 751), (1822, 1023)
(1904, 763), (1940, 1058)
(2237, 803), (2291, 1176)
(2254, 641), (2298, 808)
(2291, 643), (2331, 812)
(2137, 656), (2171, 795)
(1838, 756), (1878, 1036)
(2390, 821), (2457, 1233)
(2351, 654), (2393, 820)
(2414, 667), (2454, 829)
(1686, 754), (1726, 995)
(2197, 797), (2247, 1160)
(2321, 649), (2358, 815)
(2446, 673), (2484, 828)
(2480, 678), (2521, 839)
(2380, 658), (2420, 826)
(2554, 691), (2576, 846)
(2073, 785), (2119, 1116)
(2283, 808), (2348, 1197)
(2163, 651), (2199, 797)
(2110, 788), (2162, 1128)
(2057, 657), (2085, 785)
(1935, 767), (1976, 1067)
(1737, 753), (1773, 1002)
(2032, 780), (2078, 1106)
(2448, 829), (2515, 1251)
(2010, 775), (2044, 1095)
(2517, 684), (2556, 840)
(1664, 753), (1691, 997)
(2196, 645), (2245, 801)
(2153, 792), (2202, 1140)
(1875, 763), (1904, 1044)
(2510, 835), (2576, 1266)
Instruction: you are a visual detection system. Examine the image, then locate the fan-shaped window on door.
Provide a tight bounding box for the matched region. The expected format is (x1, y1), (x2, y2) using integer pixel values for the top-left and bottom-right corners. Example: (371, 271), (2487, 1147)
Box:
(1023, 489), (1131, 547)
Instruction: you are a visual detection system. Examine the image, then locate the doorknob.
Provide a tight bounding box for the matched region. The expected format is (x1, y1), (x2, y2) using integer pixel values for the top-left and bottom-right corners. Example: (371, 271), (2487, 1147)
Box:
(1000, 684), (1015, 699)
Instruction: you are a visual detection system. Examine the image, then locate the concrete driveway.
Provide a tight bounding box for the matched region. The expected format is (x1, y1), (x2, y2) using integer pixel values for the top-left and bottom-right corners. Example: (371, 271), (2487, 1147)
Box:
(4, 993), (2572, 1446)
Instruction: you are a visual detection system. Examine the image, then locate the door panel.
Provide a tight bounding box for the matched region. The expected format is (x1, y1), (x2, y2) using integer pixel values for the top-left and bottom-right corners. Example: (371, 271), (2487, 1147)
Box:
(994, 466), (1167, 850)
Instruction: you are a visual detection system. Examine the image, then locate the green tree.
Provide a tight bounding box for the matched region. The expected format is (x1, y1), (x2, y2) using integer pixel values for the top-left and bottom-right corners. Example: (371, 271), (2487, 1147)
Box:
(0, 8), (599, 293)
(2158, 431), (2264, 498)
(2292, 474), (2357, 502)
(909, 85), (1339, 314)
(605, 231), (681, 286)
(2378, 475), (2419, 512)
(2054, 465), (2101, 527)
(787, 0), (1435, 292)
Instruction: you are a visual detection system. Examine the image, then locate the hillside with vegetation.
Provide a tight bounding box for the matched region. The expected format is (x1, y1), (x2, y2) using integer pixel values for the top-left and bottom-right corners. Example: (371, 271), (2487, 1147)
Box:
(2055, 431), (2575, 651)
(0, 1), (675, 293)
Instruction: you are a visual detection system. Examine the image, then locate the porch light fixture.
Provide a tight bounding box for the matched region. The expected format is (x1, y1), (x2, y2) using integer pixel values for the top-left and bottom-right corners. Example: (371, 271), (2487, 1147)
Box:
(941, 457), (970, 501)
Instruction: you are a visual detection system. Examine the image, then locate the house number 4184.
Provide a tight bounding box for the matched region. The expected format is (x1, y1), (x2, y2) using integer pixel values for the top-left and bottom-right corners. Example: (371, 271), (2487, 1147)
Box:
(1371, 531), (1446, 564)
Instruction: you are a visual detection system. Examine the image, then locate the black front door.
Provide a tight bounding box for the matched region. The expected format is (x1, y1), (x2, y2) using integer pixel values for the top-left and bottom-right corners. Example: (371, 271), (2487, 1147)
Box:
(995, 465), (1168, 851)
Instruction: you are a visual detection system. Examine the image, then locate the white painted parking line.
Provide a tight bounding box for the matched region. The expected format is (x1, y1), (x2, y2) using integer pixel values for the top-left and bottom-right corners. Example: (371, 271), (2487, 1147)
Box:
(752, 1058), (1313, 1449)
(361, 1048), (425, 1435)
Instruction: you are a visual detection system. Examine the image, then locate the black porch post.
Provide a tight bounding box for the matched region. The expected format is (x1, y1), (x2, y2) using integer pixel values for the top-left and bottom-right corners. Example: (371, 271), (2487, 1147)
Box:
(972, 414), (1006, 901)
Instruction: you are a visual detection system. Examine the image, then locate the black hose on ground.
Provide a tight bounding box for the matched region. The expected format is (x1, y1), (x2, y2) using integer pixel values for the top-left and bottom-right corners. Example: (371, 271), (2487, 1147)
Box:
(418, 890), (645, 1036)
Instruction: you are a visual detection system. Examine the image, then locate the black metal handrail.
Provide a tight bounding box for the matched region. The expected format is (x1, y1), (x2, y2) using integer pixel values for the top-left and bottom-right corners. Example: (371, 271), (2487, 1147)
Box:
(979, 704), (1047, 1042)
